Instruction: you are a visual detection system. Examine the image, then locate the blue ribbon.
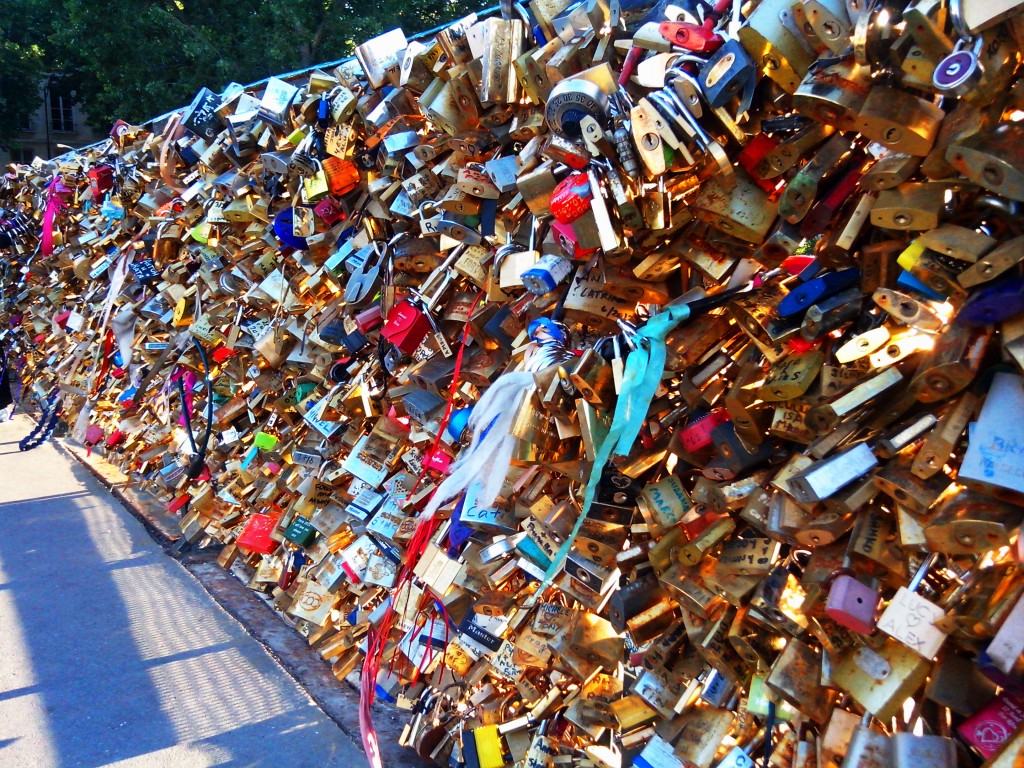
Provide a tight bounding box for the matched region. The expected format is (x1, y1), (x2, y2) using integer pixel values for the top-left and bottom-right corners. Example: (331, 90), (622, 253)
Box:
(536, 304), (692, 590)
(446, 495), (472, 557)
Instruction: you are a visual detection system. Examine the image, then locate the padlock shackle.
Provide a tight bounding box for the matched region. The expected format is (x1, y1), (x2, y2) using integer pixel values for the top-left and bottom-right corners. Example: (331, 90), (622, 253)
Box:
(183, 338), (214, 480)
(908, 552), (940, 592)
(682, 281), (763, 316)
(949, 0), (970, 39)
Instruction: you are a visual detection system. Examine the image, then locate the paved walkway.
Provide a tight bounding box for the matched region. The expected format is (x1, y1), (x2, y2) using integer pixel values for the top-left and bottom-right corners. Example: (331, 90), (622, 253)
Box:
(0, 413), (367, 768)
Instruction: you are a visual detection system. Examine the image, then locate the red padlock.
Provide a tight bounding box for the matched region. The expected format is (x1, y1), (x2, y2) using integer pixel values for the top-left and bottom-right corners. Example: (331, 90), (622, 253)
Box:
(84, 424), (105, 446)
(105, 429), (125, 448)
(236, 512), (281, 554)
(658, 19), (723, 54)
(679, 408), (731, 453)
(167, 493), (191, 514)
(801, 162), (869, 239)
(386, 405), (412, 432)
(738, 134), (781, 194)
(278, 554), (301, 590)
(550, 173), (593, 224)
(781, 254), (817, 276)
(109, 119), (132, 142)
(682, 509), (726, 541)
(88, 165), (115, 197)
(83, 424), (105, 455)
(381, 299), (433, 355)
(425, 447), (452, 475)
(356, 303), (383, 332)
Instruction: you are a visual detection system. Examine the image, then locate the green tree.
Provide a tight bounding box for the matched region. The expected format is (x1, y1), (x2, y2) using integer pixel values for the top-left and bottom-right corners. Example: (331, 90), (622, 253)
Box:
(23, 0), (489, 137)
(0, 1), (48, 149)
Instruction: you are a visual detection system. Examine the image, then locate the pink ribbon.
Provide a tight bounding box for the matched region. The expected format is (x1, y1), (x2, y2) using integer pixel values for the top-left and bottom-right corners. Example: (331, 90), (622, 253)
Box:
(40, 175), (71, 256)
(170, 367), (198, 426)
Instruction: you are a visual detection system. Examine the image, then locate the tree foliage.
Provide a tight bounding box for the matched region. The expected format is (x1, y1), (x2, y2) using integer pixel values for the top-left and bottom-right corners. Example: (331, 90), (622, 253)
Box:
(0, 1), (47, 147)
(0, 0), (488, 149)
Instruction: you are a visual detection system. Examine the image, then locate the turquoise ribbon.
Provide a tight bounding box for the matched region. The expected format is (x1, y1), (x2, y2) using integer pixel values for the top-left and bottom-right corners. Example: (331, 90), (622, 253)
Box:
(535, 304), (692, 593)
(610, 304), (692, 458)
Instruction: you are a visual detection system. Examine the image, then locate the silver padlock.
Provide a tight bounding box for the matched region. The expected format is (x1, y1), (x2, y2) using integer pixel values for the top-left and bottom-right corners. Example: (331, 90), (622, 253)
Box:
(788, 443), (879, 504)
(932, 35), (984, 95)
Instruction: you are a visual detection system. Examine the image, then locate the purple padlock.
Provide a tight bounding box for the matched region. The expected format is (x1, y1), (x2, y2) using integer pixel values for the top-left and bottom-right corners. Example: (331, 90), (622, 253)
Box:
(825, 574), (879, 635)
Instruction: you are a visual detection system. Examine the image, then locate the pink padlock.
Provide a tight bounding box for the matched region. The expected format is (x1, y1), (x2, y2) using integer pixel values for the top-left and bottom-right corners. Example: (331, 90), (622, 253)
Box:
(355, 303), (383, 332)
(550, 219), (599, 261)
(825, 574), (879, 635)
(424, 448), (452, 474)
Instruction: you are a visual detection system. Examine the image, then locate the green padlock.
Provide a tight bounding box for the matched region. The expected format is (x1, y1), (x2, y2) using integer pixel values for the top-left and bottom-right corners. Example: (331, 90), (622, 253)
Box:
(283, 515), (318, 548)
(254, 431), (280, 451)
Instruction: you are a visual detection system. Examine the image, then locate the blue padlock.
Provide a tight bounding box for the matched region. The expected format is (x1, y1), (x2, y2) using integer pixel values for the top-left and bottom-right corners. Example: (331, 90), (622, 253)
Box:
(447, 407), (472, 441)
(272, 208), (308, 250)
(957, 275), (1024, 326)
(778, 268), (860, 318)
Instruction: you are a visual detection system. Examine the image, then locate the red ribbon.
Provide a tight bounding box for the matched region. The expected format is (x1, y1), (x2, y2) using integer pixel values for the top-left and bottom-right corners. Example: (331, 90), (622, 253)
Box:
(359, 290), (485, 768)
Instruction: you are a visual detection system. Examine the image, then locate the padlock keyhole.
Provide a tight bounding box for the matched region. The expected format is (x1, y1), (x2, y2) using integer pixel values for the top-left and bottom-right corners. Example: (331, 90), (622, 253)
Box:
(983, 164), (1004, 187)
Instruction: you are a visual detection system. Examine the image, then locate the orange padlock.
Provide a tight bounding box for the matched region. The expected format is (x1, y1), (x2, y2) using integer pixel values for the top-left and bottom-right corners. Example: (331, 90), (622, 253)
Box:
(322, 157), (360, 196)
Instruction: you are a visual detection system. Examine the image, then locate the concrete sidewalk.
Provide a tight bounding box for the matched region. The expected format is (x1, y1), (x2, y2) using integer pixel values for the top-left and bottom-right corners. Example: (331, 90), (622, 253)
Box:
(0, 413), (369, 768)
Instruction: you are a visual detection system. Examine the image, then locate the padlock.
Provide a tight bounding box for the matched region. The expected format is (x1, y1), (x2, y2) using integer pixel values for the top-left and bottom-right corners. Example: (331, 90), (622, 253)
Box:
(924, 488), (1022, 555)
(933, 35), (985, 95)
(832, 639), (932, 721)
(947, 121), (1024, 202)
(841, 714), (891, 768)
(520, 254), (573, 296)
(19, 4), (1024, 765)
(88, 165), (115, 197)
(825, 574), (879, 634)
(549, 173), (592, 224)
(701, 40), (756, 113)
(876, 554), (949, 660)
(908, 323), (990, 403)
(857, 87), (944, 156)
(381, 299), (433, 355)
(738, 0), (816, 93)
(545, 76), (612, 140)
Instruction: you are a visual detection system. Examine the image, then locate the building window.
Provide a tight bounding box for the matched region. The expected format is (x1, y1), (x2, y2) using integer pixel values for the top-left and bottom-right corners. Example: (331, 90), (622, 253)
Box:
(49, 86), (75, 133)
(9, 147), (35, 164)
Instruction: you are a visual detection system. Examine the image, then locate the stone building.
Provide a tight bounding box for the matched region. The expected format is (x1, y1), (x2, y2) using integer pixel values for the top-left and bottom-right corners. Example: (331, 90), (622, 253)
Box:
(0, 76), (105, 164)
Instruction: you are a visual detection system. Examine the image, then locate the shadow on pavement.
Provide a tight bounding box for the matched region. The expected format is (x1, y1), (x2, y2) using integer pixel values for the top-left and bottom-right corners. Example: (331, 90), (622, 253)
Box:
(0, 489), (181, 766)
(0, 434), (354, 767)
